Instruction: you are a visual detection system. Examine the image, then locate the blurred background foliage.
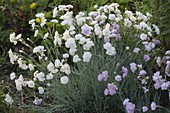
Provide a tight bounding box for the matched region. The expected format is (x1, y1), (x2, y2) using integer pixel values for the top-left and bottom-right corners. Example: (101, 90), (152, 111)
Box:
(0, 0), (170, 112)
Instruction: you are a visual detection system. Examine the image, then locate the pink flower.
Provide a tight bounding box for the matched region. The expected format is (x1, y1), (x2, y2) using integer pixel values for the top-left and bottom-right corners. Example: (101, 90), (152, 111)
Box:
(98, 70), (108, 82)
(115, 75), (122, 82)
(139, 70), (147, 76)
(151, 102), (156, 110)
(105, 83), (118, 95)
(144, 54), (150, 61)
(142, 106), (148, 112)
(152, 39), (160, 45)
(123, 98), (130, 105)
(104, 89), (109, 96)
(81, 24), (93, 36)
(130, 62), (137, 73)
(133, 48), (140, 53)
(122, 66), (128, 78)
(165, 50), (170, 55)
(126, 102), (135, 113)
(123, 99), (135, 113)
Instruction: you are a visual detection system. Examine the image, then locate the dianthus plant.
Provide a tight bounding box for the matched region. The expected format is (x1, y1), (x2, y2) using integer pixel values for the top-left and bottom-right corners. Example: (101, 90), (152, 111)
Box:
(6, 3), (170, 113)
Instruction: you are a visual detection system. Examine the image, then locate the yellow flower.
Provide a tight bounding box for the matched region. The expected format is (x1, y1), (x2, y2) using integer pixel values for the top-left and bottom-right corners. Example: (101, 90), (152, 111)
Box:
(35, 18), (41, 24)
(30, 2), (36, 9)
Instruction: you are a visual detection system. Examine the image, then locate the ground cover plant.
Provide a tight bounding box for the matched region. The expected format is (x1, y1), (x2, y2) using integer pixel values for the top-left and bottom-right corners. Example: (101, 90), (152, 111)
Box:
(2, 2), (170, 113)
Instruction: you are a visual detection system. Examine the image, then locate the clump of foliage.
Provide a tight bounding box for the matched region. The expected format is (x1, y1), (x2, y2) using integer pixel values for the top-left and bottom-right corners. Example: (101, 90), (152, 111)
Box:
(3, 3), (170, 113)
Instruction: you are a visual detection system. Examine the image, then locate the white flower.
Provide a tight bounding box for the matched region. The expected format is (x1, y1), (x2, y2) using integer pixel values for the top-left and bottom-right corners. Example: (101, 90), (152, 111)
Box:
(54, 31), (62, 46)
(125, 10), (136, 21)
(34, 30), (39, 37)
(60, 63), (71, 75)
(26, 80), (35, 88)
(126, 46), (130, 50)
(60, 76), (69, 84)
(10, 72), (16, 80)
(8, 49), (18, 64)
(83, 40), (94, 50)
(28, 64), (34, 71)
(29, 19), (35, 29)
(69, 25), (75, 31)
(53, 7), (58, 18)
(76, 16), (86, 25)
(63, 30), (71, 40)
(70, 31), (76, 35)
(35, 13), (47, 27)
(94, 5), (98, 8)
(40, 19), (47, 27)
(90, 21), (97, 25)
(16, 34), (22, 41)
(103, 23), (110, 36)
(103, 43), (116, 56)
(55, 59), (62, 68)
(140, 33), (148, 40)
(60, 11), (73, 26)
(146, 12), (152, 17)
(36, 72), (45, 82)
(4, 94), (13, 105)
(58, 5), (73, 11)
(69, 48), (77, 56)
(46, 73), (54, 80)
(47, 62), (58, 73)
(63, 53), (69, 58)
(36, 13), (45, 18)
(65, 38), (76, 49)
(43, 32), (49, 39)
(148, 32), (152, 36)
(108, 14), (115, 20)
(75, 12), (86, 25)
(33, 46), (45, 53)
(38, 87), (44, 94)
(73, 55), (81, 63)
(51, 19), (58, 23)
(17, 58), (28, 70)
(75, 34), (83, 40)
(33, 70), (39, 81)
(152, 24), (160, 35)
(9, 33), (22, 45)
(101, 14), (107, 20)
(124, 18), (132, 27)
(136, 11), (148, 21)
(94, 24), (102, 38)
(79, 37), (87, 45)
(105, 47), (116, 55)
(15, 75), (24, 91)
(82, 52), (92, 62)
(125, 10), (133, 17)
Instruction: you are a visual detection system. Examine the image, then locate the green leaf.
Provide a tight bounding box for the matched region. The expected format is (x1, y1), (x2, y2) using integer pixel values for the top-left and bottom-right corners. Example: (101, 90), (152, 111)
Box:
(37, 0), (49, 12)
(22, 0), (30, 6)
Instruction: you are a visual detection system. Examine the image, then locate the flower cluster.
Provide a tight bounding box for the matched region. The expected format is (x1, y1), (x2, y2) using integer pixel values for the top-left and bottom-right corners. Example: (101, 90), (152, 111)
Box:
(5, 3), (169, 113)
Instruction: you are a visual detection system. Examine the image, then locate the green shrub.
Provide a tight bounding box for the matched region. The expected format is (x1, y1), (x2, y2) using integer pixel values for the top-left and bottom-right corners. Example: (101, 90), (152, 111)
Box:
(5, 3), (170, 113)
